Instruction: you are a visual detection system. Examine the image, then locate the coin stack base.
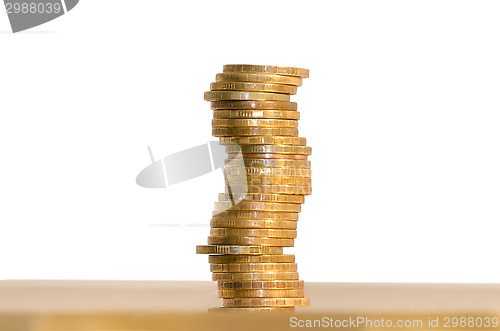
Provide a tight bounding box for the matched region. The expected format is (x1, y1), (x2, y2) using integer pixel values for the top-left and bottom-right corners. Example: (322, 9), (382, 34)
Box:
(197, 64), (311, 310)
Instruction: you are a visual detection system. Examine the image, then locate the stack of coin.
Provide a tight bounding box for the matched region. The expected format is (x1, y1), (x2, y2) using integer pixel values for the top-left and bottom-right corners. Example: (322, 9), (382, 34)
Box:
(197, 65), (311, 311)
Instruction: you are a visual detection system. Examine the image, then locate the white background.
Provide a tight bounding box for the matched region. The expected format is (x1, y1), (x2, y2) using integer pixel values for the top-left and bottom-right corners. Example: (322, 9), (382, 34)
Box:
(1, 1), (499, 283)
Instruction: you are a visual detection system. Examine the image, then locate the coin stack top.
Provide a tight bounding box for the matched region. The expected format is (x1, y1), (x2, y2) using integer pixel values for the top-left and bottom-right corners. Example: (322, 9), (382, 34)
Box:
(197, 64), (311, 311)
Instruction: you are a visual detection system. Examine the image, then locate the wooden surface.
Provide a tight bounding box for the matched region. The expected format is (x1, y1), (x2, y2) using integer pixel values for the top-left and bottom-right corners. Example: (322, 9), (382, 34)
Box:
(0, 281), (499, 330)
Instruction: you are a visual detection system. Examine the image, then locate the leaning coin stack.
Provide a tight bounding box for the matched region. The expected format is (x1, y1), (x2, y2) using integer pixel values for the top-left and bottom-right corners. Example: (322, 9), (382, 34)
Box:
(197, 64), (311, 311)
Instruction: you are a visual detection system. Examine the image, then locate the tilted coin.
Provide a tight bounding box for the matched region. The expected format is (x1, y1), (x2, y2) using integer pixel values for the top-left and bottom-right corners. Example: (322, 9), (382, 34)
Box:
(212, 118), (298, 128)
(196, 245), (283, 255)
(207, 236), (294, 247)
(223, 298), (310, 308)
(209, 255), (295, 264)
(219, 288), (304, 298)
(223, 64), (309, 78)
(220, 136), (306, 146)
(226, 145), (312, 155)
(224, 158), (310, 168)
(213, 127), (298, 137)
(217, 280), (304, 290)
(212, 271), (299, 281)
(210, 228), (297, 238)
(210, 100), (297, 110)
(216, 73), (302, 87)
(210, 218), (297, 230)
(210, 81), (297, 94)
(223, 166), (311, 178)
(204, 91), (290, 102)
(214, 201), (301, 212)
(218, 193), (304, 204)
(210, 263), (298, 273)
(213, 110), (300, 120)
(213, 211), (299, 221)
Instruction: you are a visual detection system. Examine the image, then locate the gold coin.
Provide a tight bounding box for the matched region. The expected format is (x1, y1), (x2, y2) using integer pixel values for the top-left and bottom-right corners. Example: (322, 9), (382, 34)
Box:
(225, 158), (310, 168)
(217, 280), (304, 290)
(226, 145), (311, 155)
(207, 236), (294, 247)
(210, 81), (297, 94)
(208, 307), (295, 312)
(218, 193), (304, 204)
(220, 136), (306, 146)
(227, 175), (311, 186)
(216, 73), (302, 87)
(213, 211), (299, 221)
(210, 263), (297, 273)
(209, 255), (295, 264)
(213, 110), (300, 120)
(223, 65), (309, 78)
(210, 218), (297, 230)
(210, 100), (297, 110)
(196, 245), (283, 255)
(228, 184), (312, 195)
(210, 228), (297, 238)
(212, 119), (297, 128)
(213, 127), (298, 137)
(223, 297), (310, 308)
(224, 167), (311, 178)
(204, 91), (290, 102)
(229, 153), (307, 160)
(219, 288), (304, 298)
(212, 272), (299, 281)
(214, 201), (301, 212)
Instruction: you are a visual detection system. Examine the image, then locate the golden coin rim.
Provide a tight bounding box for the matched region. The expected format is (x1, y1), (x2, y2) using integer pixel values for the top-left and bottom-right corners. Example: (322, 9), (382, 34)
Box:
(210, 219), (298, 230)
(223, 65), (309, 78)
(209, 255), (296, 264)
(220, 136), (306, 145)
(217, 280), (304, 289)
(214, 201), (301, 212)
(210, 263), (298, 273)
(216, 73), (303, 87)
(218, 288), (305, 298)
(207, 236), (295, 247)
(213, 211), (299, 220)
(212, 272), (300, 281)
(213, 110), (300, 120)
(210, 101), (298, 110)
(222, 297), (310, 307)
(223, 167), (311, 177)
(196, 245), (283, 255)
(210, 81), (297, 94)
(210, 228), (297, 238)
(218, 193), (305, 204)
(213, 127), (298, 137)
(212, 118), (298, 128)
(208, 307), (295, 312)
(205, 91), (290, 102)
(226, 145), (312, 155)
(224, 158), (310, 168)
